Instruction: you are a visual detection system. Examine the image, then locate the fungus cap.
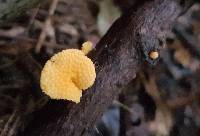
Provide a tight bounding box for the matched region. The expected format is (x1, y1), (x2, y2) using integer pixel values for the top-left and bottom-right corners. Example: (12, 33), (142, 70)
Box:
(81, 41), (93, 55)
(40, 48), (96, 103)
(149, 51), (159, 60)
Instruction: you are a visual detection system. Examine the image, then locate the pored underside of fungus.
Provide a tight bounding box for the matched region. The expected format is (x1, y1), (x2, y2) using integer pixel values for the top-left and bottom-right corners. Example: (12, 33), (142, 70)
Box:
(40, 42), (96, 103)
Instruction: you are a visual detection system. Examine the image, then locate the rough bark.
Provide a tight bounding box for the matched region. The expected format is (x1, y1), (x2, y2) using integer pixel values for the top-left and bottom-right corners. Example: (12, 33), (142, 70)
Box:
(0, 0), (42, 25)
(22, 0), (193, 136)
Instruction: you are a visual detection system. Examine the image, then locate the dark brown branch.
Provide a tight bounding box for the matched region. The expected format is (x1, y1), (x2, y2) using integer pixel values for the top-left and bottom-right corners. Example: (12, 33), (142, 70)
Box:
(22, 0), (193, 136)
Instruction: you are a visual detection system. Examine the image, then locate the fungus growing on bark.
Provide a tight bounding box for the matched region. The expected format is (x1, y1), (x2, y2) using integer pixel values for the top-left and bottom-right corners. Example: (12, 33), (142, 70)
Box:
(40, 42), (96, 103)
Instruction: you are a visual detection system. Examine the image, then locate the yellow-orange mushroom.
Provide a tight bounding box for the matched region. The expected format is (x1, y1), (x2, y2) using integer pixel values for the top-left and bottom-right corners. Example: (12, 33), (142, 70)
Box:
(81, 41), (93, 55)
(40, 42), (96, 103)
(149, 51), (159, 60)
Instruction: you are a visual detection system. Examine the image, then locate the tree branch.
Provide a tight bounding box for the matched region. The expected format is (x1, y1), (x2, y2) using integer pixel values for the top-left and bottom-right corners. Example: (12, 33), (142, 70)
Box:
(22, 0), (194, 136)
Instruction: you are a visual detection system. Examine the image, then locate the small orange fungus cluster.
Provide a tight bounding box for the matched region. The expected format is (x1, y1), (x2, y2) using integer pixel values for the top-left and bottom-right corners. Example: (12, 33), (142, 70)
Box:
(40, 41), (96, 103)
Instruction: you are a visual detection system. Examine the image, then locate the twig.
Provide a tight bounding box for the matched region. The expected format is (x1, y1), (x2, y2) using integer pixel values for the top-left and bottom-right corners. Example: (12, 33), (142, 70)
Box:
(0, 35), (68, 50)
(25, 4), (41, 35)
(167, 94), (200, 109)
(0, 58), (18, 70)
(113, 100), (133, 114)
(35, 0), (59, 53)
(0, 109), (21, 136)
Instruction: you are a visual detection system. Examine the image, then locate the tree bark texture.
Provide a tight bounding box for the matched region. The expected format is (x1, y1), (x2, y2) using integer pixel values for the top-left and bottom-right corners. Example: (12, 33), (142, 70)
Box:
(0, 0), (41, 25)
(22, 0), (194, 136)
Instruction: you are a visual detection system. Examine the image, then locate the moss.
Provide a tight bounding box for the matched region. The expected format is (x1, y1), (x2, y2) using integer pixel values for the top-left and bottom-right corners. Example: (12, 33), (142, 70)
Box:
(0, 0), (41, 26)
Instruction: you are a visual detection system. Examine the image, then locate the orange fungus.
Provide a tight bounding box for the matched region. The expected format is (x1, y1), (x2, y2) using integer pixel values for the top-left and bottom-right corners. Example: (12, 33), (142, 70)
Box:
(40, 41), (96, 103)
